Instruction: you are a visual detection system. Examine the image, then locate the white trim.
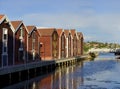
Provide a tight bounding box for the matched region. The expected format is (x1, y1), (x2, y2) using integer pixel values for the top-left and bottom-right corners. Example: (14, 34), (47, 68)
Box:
(29, 26), (36, 35)
(15, 22), (22, 33)
(0, 15), (15, 32)
(2, 28), (8, 54)
(32, 52), (35, 60)
(13, 33), (15, 65)
(58, 37), (61, 59)
(75, 30), (79, 40)
(50, 37), (52, 59)
(66, 38), (68, 58)
(23, 23), (29, 33)
(4, 15), (15, 33)
(27, 34), (28, 62)
(2, 28), (8, 67)
(71, 38), (73, 57)
(14, 21), (29, 34)
(19, 48), (23, 51)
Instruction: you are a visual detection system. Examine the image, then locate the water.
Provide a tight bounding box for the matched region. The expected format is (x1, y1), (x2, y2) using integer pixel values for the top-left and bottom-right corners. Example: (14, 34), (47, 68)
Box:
(2, 53), (120, 89)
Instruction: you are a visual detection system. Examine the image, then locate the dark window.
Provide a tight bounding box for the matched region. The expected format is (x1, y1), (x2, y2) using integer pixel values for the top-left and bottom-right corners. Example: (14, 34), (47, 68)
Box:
(4, 47), (7, 52)
(4, 34), (7, 39)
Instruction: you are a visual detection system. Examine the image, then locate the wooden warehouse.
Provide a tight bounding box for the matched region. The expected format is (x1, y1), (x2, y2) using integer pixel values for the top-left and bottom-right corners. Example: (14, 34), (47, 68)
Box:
(57, 29), (66, 59)
(11, 21), (28, 65)
(71, 29), (78, 56)
(27, 26), (40, 62)
(64, 30), (73, 58)
(77, 32), (84, 55)
(0, 15), (15, 67)
(37, 28), (59, 60)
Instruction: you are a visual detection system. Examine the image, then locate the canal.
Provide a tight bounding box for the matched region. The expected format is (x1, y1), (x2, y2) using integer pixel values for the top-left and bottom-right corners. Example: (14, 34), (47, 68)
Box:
(2, 53), (120, 89)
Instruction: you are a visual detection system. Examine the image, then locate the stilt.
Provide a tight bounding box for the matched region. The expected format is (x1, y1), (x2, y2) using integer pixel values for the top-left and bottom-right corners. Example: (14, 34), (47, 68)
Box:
(9, 73), (11, 84)
(19, 71), (21, 81)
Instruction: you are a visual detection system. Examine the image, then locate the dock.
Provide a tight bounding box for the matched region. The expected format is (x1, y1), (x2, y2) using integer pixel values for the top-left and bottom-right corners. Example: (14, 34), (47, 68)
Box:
(0, 56), (86, 76)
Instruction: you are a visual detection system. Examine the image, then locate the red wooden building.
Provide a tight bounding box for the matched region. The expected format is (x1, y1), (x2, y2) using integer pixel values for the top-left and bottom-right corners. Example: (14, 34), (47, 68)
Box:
(37, 28), (59, 60)
(64, 30), (73, 58)
(57, 29), (66, 59)
(11, 21), (28, 64)
(71, 29), (78, 56)
(0, 15), (15, 67)
(77, 32), (84, 55)
(27, 26), (40, 62)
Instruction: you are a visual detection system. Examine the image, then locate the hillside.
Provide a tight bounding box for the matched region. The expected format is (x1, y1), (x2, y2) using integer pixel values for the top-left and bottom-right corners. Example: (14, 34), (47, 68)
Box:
(84, 41), (120, 53)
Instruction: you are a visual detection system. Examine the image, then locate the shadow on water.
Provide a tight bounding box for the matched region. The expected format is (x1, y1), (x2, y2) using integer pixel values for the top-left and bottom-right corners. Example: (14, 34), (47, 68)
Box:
(1, 62), (84, 89)
(2, 72), (53, 89)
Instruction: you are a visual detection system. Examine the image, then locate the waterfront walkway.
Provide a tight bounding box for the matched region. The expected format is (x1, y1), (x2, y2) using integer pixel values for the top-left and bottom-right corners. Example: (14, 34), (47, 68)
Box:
(0, 56), (86, 76)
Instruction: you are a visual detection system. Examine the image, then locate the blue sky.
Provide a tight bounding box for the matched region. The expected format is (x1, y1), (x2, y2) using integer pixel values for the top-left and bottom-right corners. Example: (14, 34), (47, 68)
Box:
(1, 0), (120, 43)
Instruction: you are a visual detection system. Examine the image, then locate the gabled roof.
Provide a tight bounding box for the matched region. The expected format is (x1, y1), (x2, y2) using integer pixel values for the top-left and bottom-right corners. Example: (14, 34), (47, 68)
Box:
(37, 28), (56, 36)
(0, 14), (6, 24)
(56, 28), (63, 37)
(0, 14), (15, 32)
(64, 29), (70, 37)
(0, 15), (4, 20)
(77, 32), (83, 38)
(27, 26), (40, 36)
(71, 29), (79, 39)
(27, 26), (35, 33)
(11, 21), (22, 31)
(11, 20), (28, 33)
(71, 29), (76, 37)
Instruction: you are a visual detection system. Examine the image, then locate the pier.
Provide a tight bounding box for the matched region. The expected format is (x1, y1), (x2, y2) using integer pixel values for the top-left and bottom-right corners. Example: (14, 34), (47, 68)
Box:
(0, 56), (86, 76)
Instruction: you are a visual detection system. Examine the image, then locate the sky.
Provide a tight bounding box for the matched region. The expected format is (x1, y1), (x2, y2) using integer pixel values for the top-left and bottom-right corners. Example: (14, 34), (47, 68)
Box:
(0, 0), (120, 43)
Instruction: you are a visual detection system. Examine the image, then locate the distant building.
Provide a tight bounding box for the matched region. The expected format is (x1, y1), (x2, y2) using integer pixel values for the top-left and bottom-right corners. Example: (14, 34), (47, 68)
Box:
(77, 32), (84, 55)
(71, 29), (78, 56)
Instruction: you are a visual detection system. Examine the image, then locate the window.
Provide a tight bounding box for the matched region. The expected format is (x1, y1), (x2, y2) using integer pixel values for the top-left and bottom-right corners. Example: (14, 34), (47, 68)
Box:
(4, 34), (7, 39)
(2, 28), (8, 53)
(61, 34), (65, 50)
(53, 33), (57, 41)
(20, 27), (24, 37)
(3, 42), (7, 53)
(32, 32), (35, 50)
(68, 34), (71, 57)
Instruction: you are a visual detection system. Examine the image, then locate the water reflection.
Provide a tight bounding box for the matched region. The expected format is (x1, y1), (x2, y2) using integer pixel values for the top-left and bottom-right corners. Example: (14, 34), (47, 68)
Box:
(3, 53), (120, 89)
(2, 62), (84, 89)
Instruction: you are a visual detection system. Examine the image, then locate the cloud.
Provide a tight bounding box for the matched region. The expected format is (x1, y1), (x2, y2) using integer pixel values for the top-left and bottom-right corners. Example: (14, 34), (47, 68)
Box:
(1, 0), (120, 43)
(20, 12), (120, 43)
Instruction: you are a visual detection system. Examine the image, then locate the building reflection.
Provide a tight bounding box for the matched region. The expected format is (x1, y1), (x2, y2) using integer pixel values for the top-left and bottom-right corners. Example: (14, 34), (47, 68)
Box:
(2, 61), (84, 89)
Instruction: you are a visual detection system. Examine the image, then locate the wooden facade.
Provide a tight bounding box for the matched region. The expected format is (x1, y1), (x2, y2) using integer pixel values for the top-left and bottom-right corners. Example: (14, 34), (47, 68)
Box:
(64, 30), (72, 58)
(0, 14), (84, 69)
(37, 28), (59, 60)
(77, 32), (84, 55)
(27, 26), (40, 62)
(57, 29), (66, 59)
(0, 15), (15, 67)
(11, 21), (28, 64)
(71, 29), (78, 56)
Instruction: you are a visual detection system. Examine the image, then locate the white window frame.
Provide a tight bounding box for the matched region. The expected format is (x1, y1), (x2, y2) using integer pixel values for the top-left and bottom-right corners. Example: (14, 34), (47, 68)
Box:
(2, 28), (8, 67)
(2, 28), (8, 54)
(32, 32), (35, 50)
